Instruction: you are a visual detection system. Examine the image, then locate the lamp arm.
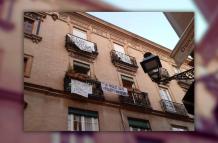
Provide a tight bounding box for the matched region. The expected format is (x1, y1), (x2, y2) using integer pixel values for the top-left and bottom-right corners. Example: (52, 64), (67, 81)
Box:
(159, 68), (194, 83)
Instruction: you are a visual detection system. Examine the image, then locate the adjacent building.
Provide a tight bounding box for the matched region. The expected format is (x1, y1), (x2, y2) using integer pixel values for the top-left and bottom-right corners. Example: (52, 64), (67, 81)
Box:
(24, 12), (194, 131)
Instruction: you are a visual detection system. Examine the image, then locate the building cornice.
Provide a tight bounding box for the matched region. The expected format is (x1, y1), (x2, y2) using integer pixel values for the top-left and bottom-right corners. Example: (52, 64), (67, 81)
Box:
(24, 82), (194, 123)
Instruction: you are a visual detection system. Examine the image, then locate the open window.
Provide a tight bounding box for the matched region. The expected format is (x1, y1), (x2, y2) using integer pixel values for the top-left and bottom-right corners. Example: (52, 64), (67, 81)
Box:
(121, 75), (135, 89)
(73, 61), (90, 76)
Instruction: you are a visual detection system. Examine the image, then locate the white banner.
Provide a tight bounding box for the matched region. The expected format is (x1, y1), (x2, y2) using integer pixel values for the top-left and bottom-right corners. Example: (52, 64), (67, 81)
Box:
(71, 79), (92, 98)
(101, 82), (128, 96)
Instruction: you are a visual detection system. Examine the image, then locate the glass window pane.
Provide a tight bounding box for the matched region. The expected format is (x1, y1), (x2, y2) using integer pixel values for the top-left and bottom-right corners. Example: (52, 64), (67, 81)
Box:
(84, 117), (93, 131)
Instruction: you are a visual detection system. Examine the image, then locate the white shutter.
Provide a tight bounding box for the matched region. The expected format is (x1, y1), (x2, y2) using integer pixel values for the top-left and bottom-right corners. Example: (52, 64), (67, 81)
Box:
(73, 28), (87, 40)
(114, 43), (125, 53)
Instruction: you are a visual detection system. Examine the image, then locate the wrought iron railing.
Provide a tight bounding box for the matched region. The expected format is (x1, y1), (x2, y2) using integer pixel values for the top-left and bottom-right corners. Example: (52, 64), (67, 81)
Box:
(110, 50), (138, 68)
(64, 72), (104, 101)
(178, 79), (193, 86)
(160, 99), (188, 116)
(65, 34), (98, 55)
(148, 68), (170, 83)
(119, 89), (151, 109)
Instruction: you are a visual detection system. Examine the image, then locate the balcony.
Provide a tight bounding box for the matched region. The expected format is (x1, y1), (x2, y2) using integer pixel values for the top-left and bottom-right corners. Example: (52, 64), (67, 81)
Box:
(148, 68), (170, 83)
(119, 89), (152, 109)
(177, 79), (193, 90)
(64, 71), (104, 101)
(65, 34), (98, 60)
(110, 50), (138, 72)
(160, 99), (188, 116)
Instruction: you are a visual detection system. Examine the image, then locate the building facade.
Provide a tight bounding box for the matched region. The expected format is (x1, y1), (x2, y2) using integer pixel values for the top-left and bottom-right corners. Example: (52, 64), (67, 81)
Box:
(24, 12), (194, 131)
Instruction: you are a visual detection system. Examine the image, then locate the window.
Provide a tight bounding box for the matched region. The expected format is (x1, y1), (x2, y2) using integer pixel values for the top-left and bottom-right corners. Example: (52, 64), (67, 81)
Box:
(159, 87), (175, 112)
(121, 75), (135, 89)
(73, 61), (90, 75)
(159, 87), (173, 101)
(68, 107), (99, 131)
(171, 125), (188, 131)
(24, 12), (45, 43)
(128, 117), (151, 131)
(73, 28), (87, 40)
(113, 43), (132, 64)
(24, 17), (34, 34)
(24, 54), (33, 78)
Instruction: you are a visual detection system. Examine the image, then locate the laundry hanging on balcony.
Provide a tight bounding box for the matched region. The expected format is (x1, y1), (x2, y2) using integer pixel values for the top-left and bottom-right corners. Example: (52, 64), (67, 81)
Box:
(70, 79), (92, 98)
(101, 82), (128, 96)
(67, 34), (95, 53)
(115, 51), (132, 64)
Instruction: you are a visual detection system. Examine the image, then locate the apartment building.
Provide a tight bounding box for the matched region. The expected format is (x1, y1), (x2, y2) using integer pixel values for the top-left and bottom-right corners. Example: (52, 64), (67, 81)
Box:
(24, 12), (194, 131)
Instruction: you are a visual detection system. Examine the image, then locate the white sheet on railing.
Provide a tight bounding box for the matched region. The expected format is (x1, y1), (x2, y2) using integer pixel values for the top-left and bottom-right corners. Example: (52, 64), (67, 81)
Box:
(115, 51), (132, 64)
(71, 79), (92, 98)
(68, 34), (95, 53)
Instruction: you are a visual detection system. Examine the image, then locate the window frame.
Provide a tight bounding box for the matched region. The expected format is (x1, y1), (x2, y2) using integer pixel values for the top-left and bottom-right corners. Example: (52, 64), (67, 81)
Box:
(24, 54), (33, 78)
(128, 117), (151, 131)
(73, 60), (91, 76)
(68, 108), (99, 131)
(159, 87), (173, 101)
(121, 75), (135, 89)
(24, 17), (35, 34)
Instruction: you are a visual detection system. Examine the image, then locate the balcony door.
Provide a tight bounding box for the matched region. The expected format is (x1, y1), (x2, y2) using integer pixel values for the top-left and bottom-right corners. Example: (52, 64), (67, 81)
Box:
(114, 43), (132, 64)
(159, 88), (176, 112)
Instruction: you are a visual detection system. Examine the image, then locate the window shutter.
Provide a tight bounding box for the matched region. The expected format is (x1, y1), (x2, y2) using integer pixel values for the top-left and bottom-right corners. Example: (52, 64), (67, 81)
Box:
(121, 75), (134, 82)
(68, 107), (98, 118)
(128, 118), (150, 129)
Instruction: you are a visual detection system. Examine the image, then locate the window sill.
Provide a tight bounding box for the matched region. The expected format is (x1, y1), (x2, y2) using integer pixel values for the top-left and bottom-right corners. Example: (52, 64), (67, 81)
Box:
(24, 32), (42, 43)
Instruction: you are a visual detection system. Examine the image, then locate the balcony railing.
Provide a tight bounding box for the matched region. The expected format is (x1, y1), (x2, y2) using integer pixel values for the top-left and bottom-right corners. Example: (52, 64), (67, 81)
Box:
(148, 68), (170, 83)
(110, 50), (138, 72)
(65, 34), (98, 60)
(160, 99), (188, 116)
(64, 72), (104, 101)
(119, 89), (151, 109)
(177, 79), (194, 90)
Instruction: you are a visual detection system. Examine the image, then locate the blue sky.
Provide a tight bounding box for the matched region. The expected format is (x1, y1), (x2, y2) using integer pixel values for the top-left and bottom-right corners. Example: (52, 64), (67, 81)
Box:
(88, 0), (207, 50)
(88, 12), (179, 50)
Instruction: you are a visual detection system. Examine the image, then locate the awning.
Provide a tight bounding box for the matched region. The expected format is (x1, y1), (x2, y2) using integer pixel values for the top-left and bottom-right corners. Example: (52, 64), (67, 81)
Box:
(121, 75), (134, 82)
(128, 118), (150, 129)
(73, 61), (90, 69)
(68, 107), (98, 118)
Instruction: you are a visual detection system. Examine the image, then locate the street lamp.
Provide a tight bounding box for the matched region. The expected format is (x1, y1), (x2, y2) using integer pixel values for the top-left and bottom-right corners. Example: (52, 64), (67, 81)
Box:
(140, 52), (163, 83)
(140, 52), (194, 84)
(140, 52), (162, 73)
(140, 52), (194, 115)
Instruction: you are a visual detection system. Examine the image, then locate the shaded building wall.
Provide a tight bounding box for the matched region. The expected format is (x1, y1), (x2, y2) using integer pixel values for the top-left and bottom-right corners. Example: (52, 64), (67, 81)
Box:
(24, 12), (194, 131)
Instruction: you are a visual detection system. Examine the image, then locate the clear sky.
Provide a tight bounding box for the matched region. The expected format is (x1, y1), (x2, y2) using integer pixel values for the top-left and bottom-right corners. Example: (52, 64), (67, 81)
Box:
(88, 0), (207, 50)
(88, 12), (179, 50)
